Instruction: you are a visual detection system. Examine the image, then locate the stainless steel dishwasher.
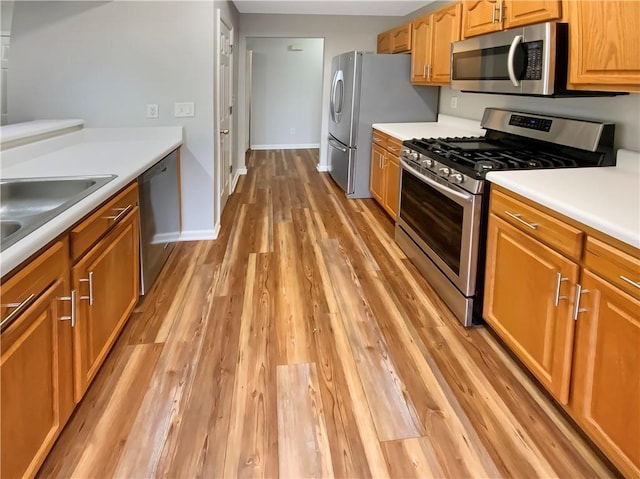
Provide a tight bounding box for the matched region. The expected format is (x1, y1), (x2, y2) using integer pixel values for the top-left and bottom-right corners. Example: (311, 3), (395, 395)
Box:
(138, 148), (180, 294)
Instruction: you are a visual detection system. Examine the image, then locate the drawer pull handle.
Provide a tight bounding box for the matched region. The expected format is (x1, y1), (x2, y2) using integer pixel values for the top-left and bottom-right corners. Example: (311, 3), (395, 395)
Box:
(58, 290), (76, 328)
(103, 204), (133, 222)
(572, 284), (589, 320)
(1, 293), (37, 331)
(505, 211), (538, 230)
(554, 272), (569, 307)
(620, 275), (640, 289)
(80, 271), (94, 305)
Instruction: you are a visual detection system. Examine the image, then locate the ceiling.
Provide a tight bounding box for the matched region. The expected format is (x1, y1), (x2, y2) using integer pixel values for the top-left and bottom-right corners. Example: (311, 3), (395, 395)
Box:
(232, 1), (432, 17)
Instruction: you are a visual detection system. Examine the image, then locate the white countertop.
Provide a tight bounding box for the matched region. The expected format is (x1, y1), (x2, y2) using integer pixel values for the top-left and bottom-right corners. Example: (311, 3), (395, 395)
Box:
(1, 119), (84, 149)
(1, 125), (183, 275)
(372, 114), (485, 140)
(487, 149), (640, 248)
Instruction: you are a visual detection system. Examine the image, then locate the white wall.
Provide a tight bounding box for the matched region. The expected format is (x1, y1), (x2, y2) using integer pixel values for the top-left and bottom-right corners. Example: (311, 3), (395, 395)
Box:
(238, 13), (402, 170)
(440, 88), (640, 152)
(247, 37), (324, 149)
(7, 0), (240, 239)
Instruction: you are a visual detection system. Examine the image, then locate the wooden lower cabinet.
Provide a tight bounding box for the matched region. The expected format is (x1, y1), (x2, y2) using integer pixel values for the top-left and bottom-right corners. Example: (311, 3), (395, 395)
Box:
(1, 241), (74, 479)
(72, 207), (140, 400)
(382, 155), (400, 217)
(570, 269), (640, 479)
(370, 130), (401, 219)
(370, 144), (385, 205)
(484, 213), (578, 404)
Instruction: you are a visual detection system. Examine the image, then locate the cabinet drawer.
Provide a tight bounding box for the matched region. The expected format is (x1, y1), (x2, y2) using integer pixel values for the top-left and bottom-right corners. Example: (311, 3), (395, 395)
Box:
(490, 189), (584, 260)
(386, 136), (403, 157)
(1, 239), (69, 329)
(372, 130), (388, 148)
(70, 182), (138, 261)
(584, 236), (640, 299)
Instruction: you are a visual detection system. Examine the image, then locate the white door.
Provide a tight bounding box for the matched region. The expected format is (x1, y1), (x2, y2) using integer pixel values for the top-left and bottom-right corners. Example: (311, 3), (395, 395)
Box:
(216, 10), (233, 217)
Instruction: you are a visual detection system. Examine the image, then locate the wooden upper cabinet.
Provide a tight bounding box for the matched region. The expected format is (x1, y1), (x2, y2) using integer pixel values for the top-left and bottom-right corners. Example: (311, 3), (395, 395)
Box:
(484, 214), (579, 404)
(411, 13), (432, 83)
(504, 0), (561, 29)
(570, 269), (640, 478)
(411, 2), (461, 85)
(377, 30), (391, 54)
(462, 0), (562, 38)
(431, 3), (463, 84)
(567, 0), (640, 92)
(391, 22), (412, 53)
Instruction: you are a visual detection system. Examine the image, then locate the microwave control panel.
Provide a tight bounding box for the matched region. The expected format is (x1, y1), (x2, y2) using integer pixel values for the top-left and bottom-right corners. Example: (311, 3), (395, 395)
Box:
(524, 41), (543, 80)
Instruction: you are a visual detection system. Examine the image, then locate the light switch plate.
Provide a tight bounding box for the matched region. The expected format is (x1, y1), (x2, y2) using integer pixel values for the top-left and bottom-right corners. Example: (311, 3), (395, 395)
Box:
(174, 102), (195, 117)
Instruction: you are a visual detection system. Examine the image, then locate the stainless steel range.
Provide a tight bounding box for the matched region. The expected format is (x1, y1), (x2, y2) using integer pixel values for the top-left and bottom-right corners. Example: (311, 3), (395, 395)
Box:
(396, 108), (615, 326)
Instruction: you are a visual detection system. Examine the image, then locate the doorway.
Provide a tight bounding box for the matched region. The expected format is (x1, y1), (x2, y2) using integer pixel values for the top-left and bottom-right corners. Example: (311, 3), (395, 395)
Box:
(246, 37), (324, 150)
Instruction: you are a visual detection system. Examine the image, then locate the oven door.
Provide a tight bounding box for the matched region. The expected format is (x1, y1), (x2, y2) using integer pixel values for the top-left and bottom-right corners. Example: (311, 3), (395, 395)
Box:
(397, 159), (482, 296)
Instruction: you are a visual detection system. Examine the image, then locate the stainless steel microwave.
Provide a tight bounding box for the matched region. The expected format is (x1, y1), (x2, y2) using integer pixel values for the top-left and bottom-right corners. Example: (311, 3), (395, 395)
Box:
(450, 22), (620, 97)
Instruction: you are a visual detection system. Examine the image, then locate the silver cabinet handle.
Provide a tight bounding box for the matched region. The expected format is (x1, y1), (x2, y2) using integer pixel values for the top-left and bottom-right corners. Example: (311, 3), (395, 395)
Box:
(492, 4), (496, 23)
(498, 1), (503, 22)
(1, 293), (37, 331)
(59, 290), (76, 328)
(620, 275), (640, 289)
(426, 64), (432, 80)
(504, 211), (538, 229)
(423, 65), (427, 77)
(102, 204), (133, 222)
(80, 271), (94, 305)
(554, 272), (569, 307)
(572, 284), (589, 320)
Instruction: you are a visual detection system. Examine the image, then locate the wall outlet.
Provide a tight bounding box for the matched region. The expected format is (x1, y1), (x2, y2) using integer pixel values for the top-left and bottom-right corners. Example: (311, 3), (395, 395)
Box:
(450, 96), (458, 109)
(289, 127), (296, 134)
(146, 104), (158, 118)
(174, 102), (195, 117)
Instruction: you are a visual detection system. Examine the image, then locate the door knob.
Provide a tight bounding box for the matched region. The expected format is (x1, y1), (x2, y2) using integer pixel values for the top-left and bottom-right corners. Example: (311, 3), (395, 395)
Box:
(220, 129), (229, 135)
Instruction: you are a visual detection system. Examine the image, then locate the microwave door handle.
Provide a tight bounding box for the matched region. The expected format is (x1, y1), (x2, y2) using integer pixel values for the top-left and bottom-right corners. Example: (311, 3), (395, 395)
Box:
(508, 35), (524, 87)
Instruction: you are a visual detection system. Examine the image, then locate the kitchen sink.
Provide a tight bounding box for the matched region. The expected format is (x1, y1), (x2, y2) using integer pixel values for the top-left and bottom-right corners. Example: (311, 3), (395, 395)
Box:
(0, 175), (117, 251)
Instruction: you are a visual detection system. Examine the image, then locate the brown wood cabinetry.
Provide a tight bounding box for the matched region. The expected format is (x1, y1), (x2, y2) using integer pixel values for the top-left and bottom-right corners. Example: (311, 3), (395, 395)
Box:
(72, 206), (140, 400)
(377, 22), (412, 54)
(566, 1), (640, 92)
(0, 240), (74, 479)
(411, 3), (462, 85)
(370, 130), (401, 218)
(484, 185), (640, 478)
(462, 0), (562, 38)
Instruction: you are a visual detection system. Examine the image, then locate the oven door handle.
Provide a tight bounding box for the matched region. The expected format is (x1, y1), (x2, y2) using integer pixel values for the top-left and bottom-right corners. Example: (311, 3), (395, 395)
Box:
(400, 159), (473, 203)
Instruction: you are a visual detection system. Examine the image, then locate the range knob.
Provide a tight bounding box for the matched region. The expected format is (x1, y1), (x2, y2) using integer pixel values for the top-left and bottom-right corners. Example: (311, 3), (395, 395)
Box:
(422, 158), (434, 168)
(409, 151), (419, 161)
(438, 167), (451, 177)
(450, 173), (464, 184)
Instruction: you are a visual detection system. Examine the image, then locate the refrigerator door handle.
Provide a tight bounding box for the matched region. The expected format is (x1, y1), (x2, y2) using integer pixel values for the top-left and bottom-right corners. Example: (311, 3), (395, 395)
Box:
(333, 70), (344, 121)
(330, 70), (338, 122)
(328, 137), (348, 152)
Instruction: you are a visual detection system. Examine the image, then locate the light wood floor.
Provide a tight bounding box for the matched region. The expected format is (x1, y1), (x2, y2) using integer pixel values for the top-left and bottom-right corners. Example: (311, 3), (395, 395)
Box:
(38, 149), (618, 478)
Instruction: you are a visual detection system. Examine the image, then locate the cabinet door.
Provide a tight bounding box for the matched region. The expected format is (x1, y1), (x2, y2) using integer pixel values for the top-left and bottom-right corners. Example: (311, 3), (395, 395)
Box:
(391, 23), (412, 53)
(504, 0), (561, 29)
(377, 30), (391, 54)
(370, 144), (385, 204)
(411, 14), (432, 84)
(431, 3), (462, 84)
(462, 0), (502, 38)
(383, 154), (400, 219)
(1, 279), (73, 479)
(484, 214), (579, 403)
(570, 269), (640, 479)
(72, 209), (140, 399)
(567, 1), (640, 92)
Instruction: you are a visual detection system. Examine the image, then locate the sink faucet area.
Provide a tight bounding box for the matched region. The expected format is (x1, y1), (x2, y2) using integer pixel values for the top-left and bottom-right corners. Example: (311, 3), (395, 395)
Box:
(0, 175), (117, 250)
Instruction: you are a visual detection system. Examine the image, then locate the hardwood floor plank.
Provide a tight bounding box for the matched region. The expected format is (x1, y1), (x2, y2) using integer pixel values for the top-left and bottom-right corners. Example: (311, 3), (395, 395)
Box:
(223, 253), (279, 479)
(276, 362), (334, 479)
(381, 437), (447, 479)
(319, 239), (423, 442)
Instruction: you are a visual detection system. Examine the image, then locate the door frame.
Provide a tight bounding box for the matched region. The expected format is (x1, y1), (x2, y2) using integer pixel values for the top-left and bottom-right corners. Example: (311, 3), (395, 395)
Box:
(214, 8), (234, 228)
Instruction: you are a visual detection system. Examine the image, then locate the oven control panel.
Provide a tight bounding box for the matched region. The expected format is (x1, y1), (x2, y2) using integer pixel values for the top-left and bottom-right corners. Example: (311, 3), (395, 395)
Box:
(509, 114), (552, 132)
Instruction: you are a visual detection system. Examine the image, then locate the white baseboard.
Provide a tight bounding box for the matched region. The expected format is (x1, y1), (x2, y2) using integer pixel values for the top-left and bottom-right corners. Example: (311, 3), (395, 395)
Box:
(232, 167), (248, 192)
(251, 143), (320, 150)
(179, 227), (219, 241)
(153, 232), (181, 243)
(316, 163), (330, 172)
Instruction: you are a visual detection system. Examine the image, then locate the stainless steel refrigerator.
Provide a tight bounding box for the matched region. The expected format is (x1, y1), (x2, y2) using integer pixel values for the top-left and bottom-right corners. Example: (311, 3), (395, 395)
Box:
(328, 51), (439, 198)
